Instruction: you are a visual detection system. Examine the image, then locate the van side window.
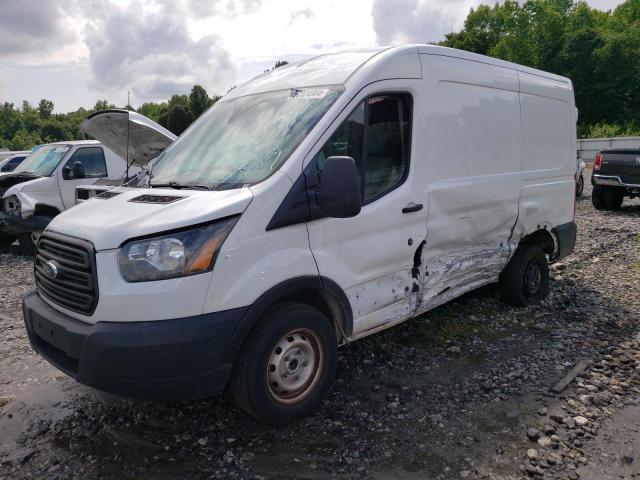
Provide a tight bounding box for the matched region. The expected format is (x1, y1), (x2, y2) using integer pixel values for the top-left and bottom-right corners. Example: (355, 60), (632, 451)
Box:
(63, 147), (107, 179)
(314, 93), (411, 203)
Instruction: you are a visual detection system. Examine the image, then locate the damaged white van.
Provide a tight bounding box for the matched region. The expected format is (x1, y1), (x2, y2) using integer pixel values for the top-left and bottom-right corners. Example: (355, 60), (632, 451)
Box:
(22, 45), (577, 424)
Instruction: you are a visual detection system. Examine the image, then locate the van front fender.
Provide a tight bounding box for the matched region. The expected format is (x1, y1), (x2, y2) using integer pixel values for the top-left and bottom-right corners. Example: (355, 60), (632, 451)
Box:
(223, 276), (353, 364)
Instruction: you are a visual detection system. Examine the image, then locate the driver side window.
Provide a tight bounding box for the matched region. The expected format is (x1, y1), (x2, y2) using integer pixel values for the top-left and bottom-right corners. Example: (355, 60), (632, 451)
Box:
(63, 147), (107, 179)
(314, 93), (412, 203)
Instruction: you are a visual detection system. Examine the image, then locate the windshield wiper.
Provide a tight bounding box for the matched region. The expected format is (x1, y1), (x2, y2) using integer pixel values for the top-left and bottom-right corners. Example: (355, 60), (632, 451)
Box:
(150, 181), (211, 191)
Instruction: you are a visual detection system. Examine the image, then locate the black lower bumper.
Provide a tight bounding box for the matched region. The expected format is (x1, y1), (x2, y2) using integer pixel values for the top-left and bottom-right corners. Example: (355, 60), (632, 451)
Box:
(0, 212), (51, 235)
(552, 221), (577, 262)
(22, 290), (247, 400)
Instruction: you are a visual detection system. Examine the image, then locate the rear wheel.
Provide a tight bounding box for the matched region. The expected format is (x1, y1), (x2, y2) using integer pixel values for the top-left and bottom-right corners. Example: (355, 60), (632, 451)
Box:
(230, 302), (337, 425)
(592, 185), (624, 210)
(499, 244), (549, 307)
(0, 234), (16, 248)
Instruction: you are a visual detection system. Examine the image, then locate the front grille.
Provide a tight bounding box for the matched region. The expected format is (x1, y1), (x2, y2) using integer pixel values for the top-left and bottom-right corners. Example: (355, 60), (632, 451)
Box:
(35, 233), (98, 315)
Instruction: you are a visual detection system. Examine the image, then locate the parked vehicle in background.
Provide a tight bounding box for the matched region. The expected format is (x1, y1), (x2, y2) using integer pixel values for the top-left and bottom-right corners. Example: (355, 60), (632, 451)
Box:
(74, 110), (176, 204)
(0, 141), (136, 252)
(592, 147), (640, 210)
(22, 45), (577, 424)
(576, 155), (586, 197)
(0, 154), (28, 172)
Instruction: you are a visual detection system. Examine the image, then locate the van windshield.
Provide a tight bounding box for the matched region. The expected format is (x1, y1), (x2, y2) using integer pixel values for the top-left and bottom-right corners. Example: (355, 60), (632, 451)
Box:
(14, 144), (71, 176)
(149, 86), (343, 189)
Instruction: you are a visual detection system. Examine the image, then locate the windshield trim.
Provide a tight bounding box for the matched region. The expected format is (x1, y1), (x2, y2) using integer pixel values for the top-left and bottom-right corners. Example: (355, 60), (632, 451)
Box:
(149, 85), (345, 190)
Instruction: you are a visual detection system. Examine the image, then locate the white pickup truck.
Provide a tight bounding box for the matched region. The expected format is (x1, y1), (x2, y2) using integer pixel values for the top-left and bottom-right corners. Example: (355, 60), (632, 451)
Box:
(0, 141), (131, 253)
(75, 110), (176, 203)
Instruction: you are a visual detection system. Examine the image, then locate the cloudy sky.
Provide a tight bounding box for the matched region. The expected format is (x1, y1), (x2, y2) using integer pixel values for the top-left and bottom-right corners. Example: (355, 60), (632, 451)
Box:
(0, 0), (626, 112)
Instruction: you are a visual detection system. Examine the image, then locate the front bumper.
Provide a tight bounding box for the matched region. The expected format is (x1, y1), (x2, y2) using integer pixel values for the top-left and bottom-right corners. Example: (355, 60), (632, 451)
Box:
(22, 289), (247, 400)
(0, 212), (51, 235)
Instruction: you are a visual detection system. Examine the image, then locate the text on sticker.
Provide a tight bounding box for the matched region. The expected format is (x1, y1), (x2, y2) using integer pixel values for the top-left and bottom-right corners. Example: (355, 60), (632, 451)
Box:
(290, 88), (329, 99)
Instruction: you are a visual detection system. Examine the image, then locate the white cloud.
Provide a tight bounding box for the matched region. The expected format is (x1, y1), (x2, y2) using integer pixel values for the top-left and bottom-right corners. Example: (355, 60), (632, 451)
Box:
(82, 1), (236, 103)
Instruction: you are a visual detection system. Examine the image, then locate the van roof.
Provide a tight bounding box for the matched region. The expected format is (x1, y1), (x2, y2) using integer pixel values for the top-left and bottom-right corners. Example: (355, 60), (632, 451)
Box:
(224, 44), (570, 101)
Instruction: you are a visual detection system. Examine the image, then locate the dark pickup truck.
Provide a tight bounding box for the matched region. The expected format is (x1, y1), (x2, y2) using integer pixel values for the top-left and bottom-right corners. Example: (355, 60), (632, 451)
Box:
(592, 148), (640, 210)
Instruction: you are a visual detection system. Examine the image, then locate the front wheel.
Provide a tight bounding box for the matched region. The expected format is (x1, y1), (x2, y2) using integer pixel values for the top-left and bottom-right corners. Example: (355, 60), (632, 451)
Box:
(18, 231), (40, 255)
(576, 174), (584, 197)
(230, 303), (337, 425)
(499, 244), (550, 307)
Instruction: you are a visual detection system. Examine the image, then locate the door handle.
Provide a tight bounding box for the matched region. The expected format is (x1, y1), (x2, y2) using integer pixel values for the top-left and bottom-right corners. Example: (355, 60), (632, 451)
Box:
(402, 202), (423, 214)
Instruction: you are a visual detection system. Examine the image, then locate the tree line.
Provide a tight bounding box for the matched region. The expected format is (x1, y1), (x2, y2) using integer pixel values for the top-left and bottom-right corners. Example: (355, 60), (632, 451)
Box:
(440, 0), (640, 138)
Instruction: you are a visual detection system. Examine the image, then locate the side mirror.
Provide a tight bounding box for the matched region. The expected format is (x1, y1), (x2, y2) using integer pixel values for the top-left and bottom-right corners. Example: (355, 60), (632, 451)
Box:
(316, 156), (361, 218)
(63, 161), (86, 180)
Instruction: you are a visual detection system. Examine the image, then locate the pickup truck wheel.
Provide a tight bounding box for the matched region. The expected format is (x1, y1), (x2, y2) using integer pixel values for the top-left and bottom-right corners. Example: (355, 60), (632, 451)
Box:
(0, 234), (16, 248)
(592, 185), (624, 210)
(17, 232), (39, 255)
(230, 302), (337, 425)
(499, 244), (549, 307)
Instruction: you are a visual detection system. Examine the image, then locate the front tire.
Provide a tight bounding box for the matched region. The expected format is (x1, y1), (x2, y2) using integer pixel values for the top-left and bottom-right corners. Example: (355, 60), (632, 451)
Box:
(230, 303), (337, 425)
(576, 174), (584, 197)
(18, 231), (40, 255)
(592, 185), (624, 210)
(499, 244), (550, 307)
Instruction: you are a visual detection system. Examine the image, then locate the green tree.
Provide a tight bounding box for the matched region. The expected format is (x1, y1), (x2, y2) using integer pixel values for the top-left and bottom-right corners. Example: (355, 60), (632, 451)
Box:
(38, 99), (54, 120)
(189, 85), (211, 119)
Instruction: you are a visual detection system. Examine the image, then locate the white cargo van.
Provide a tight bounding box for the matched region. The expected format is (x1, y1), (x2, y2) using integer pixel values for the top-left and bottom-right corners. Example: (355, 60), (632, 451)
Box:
(0, 141), (135, 253)
(22, 45), (577, 424)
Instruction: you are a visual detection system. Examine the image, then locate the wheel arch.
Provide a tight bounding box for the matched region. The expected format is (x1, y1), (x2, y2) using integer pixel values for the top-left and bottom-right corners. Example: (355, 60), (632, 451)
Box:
(33, 203), (61, 218)
(519, 228), (555, 256)
(224, 276), (352, 364)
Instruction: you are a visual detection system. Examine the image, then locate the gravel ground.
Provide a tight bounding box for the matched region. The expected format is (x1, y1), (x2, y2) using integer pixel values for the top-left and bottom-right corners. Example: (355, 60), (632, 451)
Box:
(1, 175), (639, 480)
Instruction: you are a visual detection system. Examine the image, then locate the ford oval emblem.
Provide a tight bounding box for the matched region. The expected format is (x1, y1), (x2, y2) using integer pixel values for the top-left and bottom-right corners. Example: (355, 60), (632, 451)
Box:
(42, 261), (59, 280)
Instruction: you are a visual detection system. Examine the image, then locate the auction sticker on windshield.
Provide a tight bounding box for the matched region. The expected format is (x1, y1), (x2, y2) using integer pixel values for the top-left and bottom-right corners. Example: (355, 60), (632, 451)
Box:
(290, 88), (330, 99)
(54, 147), (70, 153)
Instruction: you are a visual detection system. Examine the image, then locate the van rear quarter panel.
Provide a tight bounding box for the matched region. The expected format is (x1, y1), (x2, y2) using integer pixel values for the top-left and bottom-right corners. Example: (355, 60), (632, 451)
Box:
(517, 71), (576, 236)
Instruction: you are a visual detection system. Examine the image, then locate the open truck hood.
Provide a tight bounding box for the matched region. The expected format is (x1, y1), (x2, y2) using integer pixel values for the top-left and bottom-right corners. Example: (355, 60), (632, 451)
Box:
(80, 110), (177, 168)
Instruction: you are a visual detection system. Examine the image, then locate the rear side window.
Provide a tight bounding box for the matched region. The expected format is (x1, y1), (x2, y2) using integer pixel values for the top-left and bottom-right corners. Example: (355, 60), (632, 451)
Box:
(63, 147), (107, 178)
(314, 93), (412, 203)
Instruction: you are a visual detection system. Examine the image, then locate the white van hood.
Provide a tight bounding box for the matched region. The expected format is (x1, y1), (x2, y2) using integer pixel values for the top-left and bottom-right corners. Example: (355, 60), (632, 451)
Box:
(47, 187), (253, 251)
(80, 110), (177, 168)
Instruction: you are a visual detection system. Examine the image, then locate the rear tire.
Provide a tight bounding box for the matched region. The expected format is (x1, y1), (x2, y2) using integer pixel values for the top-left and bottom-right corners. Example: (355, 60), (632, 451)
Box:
(592, 185), (624, 211)
(230, 302), (337, 425)
(0, 234), (16, 248)
(499, 244), (549, 307)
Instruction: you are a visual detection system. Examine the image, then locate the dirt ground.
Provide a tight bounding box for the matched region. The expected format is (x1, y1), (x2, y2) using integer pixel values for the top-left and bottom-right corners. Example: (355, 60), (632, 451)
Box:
(1, 176), (639, 480)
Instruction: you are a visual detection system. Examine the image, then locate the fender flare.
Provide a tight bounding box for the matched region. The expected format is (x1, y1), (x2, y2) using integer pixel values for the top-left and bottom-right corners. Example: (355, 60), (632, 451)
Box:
(223, 275), (352, 363)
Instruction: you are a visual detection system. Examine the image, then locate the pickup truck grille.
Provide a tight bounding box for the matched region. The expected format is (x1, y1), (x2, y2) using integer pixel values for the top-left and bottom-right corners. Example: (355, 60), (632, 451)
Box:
(34, 233), (98, 315)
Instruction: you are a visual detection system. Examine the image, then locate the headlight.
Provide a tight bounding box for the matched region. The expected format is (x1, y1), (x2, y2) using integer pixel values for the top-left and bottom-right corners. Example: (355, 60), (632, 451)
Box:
(117, 217), (238, 282)
(3, 195), (21, 216)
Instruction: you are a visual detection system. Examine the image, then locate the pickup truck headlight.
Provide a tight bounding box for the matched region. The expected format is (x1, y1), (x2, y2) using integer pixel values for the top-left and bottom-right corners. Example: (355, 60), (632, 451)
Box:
(117, 217), (238, 282)
(3, 195), (21, 216)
